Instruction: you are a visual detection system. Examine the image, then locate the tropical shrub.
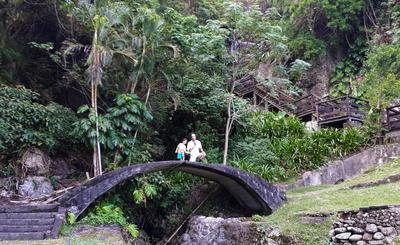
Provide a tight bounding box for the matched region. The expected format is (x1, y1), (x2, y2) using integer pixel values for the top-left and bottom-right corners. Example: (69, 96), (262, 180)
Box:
(73, 93), (153, 166)
(231, 112), (368, 181)
(0, 86), (78, 161)
(362, 44), (400, 111)
(287, 29), (326, 60)
(330, 38), (368, 97)
(81, 201), (139, 238)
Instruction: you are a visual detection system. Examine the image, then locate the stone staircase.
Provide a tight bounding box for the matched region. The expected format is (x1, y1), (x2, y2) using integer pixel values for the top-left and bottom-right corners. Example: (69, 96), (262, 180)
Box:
(0, 204), (66, 240)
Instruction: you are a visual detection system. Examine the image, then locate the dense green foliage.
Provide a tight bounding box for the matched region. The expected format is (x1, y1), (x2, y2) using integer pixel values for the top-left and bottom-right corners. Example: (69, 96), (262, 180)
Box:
(1, 0), (400, 240)
(363, 44), (400, 111)
(0, 86), (77, 160)
(81, 201), (139, 238)
(73, 94), (153, 166)
(232, 112), (368, 181)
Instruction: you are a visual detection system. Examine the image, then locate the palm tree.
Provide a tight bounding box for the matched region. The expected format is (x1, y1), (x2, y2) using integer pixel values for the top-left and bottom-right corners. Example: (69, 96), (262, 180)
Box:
(129, 6), (178, 101)
(128, 6), (179, 142)
(67, 1), (137, 176)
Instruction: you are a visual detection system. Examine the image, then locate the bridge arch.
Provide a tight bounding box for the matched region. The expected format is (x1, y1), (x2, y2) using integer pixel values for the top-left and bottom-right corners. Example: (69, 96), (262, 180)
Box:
(59, 161), (286, 219)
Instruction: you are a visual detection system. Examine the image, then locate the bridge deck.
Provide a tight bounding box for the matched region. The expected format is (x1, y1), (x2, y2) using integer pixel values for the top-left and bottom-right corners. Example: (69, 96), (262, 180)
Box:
(59, 161), (286, 220)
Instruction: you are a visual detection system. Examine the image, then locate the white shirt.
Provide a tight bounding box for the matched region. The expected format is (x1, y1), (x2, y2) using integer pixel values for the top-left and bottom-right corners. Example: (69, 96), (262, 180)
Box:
(176, 143), (186, 153)
(187, 140), (202, 156)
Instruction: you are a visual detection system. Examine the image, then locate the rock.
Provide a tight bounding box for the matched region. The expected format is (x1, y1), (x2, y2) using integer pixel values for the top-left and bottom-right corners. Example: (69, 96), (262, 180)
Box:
(343, 220), (356, 225)
(366, 224), (378, 233)
(180, 215), (293, 245)
(131, 230), (151, 245)
(18, 176), (54, 198)
(334, 227), (347, 233)
(349, 227), (364, 234)
(363, 232), (373, 241)
(334, 221), (343, 228)
(21, 147), (50, 176)
(181, 233), (190, 242)
(368, 241), (384, 245)
(380, 226), (396, 236)
(384, 236), (395, 244)
(373, 232), (384, 240)
(349, 234), (363, 242)
(356, 241), (366, 245)
(335, 232), (351, 240)
(329, 229), (335, 237)
(70, 224), (131, 245)
(0, 189), (12, 198)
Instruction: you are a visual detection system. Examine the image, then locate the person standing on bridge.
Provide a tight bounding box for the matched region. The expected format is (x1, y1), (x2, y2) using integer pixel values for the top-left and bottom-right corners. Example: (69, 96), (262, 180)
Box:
(175, 138), (188, 160)
(187, 133), (206, 162)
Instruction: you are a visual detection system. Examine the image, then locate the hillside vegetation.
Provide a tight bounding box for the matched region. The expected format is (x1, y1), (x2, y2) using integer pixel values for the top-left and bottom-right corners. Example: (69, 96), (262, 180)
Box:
(1, 0), (400, 243)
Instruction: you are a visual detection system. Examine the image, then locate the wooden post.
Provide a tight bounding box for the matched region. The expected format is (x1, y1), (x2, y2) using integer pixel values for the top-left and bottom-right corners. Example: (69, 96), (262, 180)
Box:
(346, 95), (351, 117)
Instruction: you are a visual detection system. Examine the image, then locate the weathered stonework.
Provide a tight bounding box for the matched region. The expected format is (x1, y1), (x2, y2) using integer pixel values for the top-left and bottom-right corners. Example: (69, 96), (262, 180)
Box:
(329, 205), (400, 245)
(59, 161), (286, 220)
(180, 216), (297, 245)
(280, 144), (400, 190)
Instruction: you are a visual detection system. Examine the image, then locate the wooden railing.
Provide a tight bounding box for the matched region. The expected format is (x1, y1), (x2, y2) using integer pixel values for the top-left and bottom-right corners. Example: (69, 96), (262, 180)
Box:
(387, 105), (400, 131)
(294, 94), (320, 117)
(234, 76), (370, 126)
(234, 75), (256, 96)
(316, 95), (368, 123)
(254, 84), (297, 114)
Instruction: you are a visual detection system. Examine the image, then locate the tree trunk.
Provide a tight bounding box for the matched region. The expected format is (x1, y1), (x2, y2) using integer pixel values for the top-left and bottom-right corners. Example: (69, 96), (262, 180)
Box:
(223, 97), (233, 165)
(144, 85), (151, 105)
(92, 83), (102, 177)
(131, 85), (152, 152)
(223, 118), (231, 165)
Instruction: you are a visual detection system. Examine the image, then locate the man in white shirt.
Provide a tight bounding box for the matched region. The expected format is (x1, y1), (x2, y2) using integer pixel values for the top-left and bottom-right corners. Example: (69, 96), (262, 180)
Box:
(187, 133), (203, 162)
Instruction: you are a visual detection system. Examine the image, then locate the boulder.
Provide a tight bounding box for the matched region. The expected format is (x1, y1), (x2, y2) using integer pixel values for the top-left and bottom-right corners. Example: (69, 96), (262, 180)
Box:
(179, 216), (293, 245)
(18, 176), (54, 198)
(348, 234), (362, 242)
(334, 227), (347, 233)
(362, 232), (373, 241)
(368, 241), (384, 245)
(70, 224), (134, 245)
(21, 148), (50, 176)
(349, 227), (364, 234)
(365, 223), (378, 233)
(335, 232), (351, 240)
(380, 226), (396, 236)
(373, 232), (384, 240)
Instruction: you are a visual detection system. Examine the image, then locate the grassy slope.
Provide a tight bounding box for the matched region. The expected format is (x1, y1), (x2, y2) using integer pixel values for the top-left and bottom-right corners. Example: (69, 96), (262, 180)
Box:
(264, 159), (400, 244)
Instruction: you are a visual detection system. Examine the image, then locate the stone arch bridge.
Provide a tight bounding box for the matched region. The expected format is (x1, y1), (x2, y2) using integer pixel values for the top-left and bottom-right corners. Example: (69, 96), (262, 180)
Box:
(59, 161), (286, 219)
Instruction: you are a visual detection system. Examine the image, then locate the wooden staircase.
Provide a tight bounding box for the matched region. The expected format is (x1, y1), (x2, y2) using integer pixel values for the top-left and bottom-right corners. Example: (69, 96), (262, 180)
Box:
(234, 75), (303, 116)
(0, 204), (66, 240)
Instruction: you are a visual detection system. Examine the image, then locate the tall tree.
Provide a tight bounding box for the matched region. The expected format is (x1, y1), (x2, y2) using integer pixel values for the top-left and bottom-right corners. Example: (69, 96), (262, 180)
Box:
(67, 1), (137, 176)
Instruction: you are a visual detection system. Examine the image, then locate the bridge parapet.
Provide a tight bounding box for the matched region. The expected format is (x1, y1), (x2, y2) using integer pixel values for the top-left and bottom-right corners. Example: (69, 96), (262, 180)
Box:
(59, 161), (286, 220)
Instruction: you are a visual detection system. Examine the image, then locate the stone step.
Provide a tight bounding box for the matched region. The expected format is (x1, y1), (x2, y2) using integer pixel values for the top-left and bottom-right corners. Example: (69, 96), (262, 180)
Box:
(0, 204), (58, 213)
(0, 218), (54, 226)
(0, 205), (66, 240)
(0, 232), (46, 240)
(0, 225), (53, 232)
(0, 212), (56, 219)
